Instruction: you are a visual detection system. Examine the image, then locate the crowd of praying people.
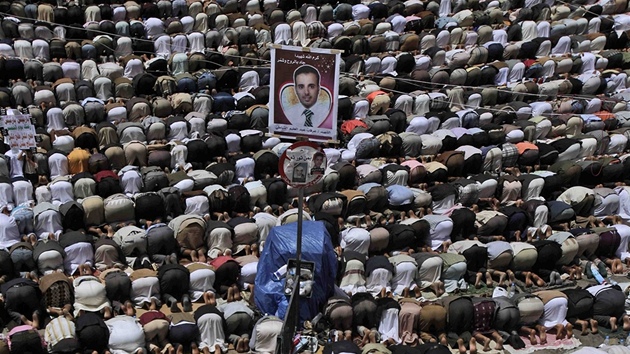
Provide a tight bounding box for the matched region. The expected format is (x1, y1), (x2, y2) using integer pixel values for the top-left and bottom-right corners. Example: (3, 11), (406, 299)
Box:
(4, 0), (630, 352)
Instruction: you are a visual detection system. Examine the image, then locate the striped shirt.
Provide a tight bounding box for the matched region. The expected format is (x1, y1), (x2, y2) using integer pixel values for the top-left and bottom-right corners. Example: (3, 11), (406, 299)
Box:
(45, 316), (77, 351)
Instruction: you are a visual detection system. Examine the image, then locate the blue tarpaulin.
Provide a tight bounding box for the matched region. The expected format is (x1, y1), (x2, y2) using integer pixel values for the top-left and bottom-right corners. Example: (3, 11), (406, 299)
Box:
(254, 221), (337, 324)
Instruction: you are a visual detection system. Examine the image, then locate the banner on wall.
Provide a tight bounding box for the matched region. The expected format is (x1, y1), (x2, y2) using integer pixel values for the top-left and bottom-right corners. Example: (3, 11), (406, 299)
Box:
(268, 45), (340, 142)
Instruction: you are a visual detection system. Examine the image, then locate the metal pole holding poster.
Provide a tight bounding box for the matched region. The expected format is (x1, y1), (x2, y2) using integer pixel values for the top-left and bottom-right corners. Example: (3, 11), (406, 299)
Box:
(276, 142), (326, 354)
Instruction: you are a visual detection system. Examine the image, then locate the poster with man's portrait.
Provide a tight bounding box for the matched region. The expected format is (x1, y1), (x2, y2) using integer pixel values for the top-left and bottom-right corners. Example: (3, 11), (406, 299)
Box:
(269, 45), (340, 142)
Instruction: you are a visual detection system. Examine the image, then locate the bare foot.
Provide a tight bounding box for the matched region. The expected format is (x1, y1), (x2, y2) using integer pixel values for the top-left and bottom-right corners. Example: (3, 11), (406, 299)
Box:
(528, 329), (537, 345)
(566, 323), (573, 339)
(539, 330), (547, 345)
(497, 271), (507, 287)
(485, 272), (493, 288)
(482, 337), (491, 351)
(578, 320), (588, 335)
(555, 324), (565, 340)
(494, 337), (503, 350)
(475, 272), (483, 289)
(590, 319), (598, 334)
(525, 273), (533, 288)
(457, 338), (466, 354)
(470, 338), (477, 354)
(507, 270), (516, 284)
(610, 317), (618, 332)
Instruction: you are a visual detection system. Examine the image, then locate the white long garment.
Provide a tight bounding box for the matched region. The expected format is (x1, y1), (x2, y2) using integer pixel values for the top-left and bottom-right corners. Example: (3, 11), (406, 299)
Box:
(390, 261), (418, 295)
(613, 224), (630, 260)
(508, 62), (525, 83)
(115, 37), (133, 59)
(366, 268), (392, 297)
(61, 61), (81, 81)
(580, 52), (596, 74)
(198, 313), (228, 352)
(253, 212), (277, 245)
(12, 180), (33, 206)
(106, 315), (146, 354)
(48, 153), (69, 180)
(537, 21), (550, 37)
(615, 187), (630, 220)
(35, 209), (63, 239)
(430, 194), (456, 215)
(426, 216), (453, 250)
(417, 256), (443, 289)
(439, 0), (451, 17)
(340, 228), (370, 255)
(492, 30), (507, 45)
(168, 121), (189, 142)
(593, 193), (620, 217)
(64, 242), (94, 275)
(274, 23), (291, 44)
(170, 53), (189, 77)
(188, 32), (205, 53)
(131, 276), (161, 308)
(378, 308), (401, 344)
(32, 40), (50, 61)
(36, 186), (51, 204)
(551, 36), (571, 55)
(250, 317), (283, 353)
(81, 60), (100, 81)
(50, 181), (74, 206)
(14, 40), (33, 59)
(171, 34), (188, 53)
(292, 21), (308, 46)
(0, 43), (14, 57)
(185, 195), (209, 216)
(189, 267), (216, 302)
(119, 170), (143, 196)
(538, 297), (569, 329)
(46, 107), (66, 133)
(123, 59), (144, 79)
(407, 117), (429, 135)
(239, 261), (257, 289)
(0, 213), (19, 250)
(0, 183), (14, 211)
(154, 35), (172, 59)
(530, 204), (548, 228)
(234, 157), (255, 183)
(521, 20), (538, 42)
